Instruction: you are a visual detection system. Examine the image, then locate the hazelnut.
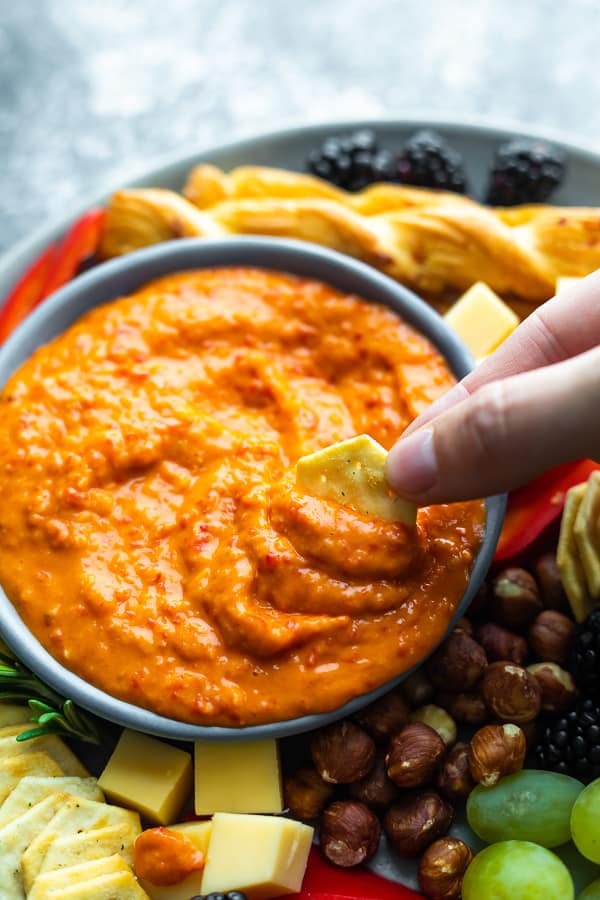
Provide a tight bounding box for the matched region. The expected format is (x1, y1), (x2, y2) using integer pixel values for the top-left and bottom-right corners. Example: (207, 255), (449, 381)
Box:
(425, 632), (487, 692)
(481, 661), (541, 723)
(528, 609), (575, 665)
(475, 621), (528, 665)
(418, 837), (474, 900)
(283, 766), (334, 819)
(402, 669), (435, 708)
(354, 686), (410, 742)
(311, 720), (375, 784)
(386, 722), (446, 788)
(384, 791), (453, 857)
(468, 723), (526, 786)
(454, 617), (473, 636)
(348, 753), (400, 809)
(436, 690), (487, 725)
(410, 704), (457, 746)
(527, 662), (578, 714)
(491, 567), (542, 629)
(320, 800), (380, 867)
(436, 742), (476, 801)
(534, 553), (569, 612)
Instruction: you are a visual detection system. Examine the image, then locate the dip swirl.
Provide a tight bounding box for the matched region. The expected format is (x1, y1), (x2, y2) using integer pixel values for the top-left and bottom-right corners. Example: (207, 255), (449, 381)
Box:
(0, 268), (484, 725)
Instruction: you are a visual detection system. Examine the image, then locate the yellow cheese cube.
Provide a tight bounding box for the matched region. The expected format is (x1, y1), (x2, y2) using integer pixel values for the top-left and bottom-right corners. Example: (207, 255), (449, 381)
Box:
(444, 282), (519, 361)
(556, 276), (582, 292)
(98, 730), (192, 825)
(201, 813), (313, 899)
(194, 739), (283, 815)
(138, 821), (212, 900)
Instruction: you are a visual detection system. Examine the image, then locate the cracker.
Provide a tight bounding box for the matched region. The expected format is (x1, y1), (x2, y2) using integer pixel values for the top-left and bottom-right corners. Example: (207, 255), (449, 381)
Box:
(36, 821), (138, 879)
(295, 434), (417, 525)
(0, 751), (63, 804)
(22, 795), (141, 893)
(0, 775), (102, 826)
(574, 471), (600, 599)
(557, 483), (593, 622)
(28, 854), (146, 900)
(0, 729), (89, 777)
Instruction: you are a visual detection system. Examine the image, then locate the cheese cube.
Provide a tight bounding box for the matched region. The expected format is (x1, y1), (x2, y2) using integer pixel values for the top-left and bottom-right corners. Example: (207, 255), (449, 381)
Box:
(138, 821), (212, 900)
(556, 276), (582, 292)
(194, 739), (283, 815)
(444, 282), (519, 361)
(201, 813), (313, 899)
(98, 730), (192, 825)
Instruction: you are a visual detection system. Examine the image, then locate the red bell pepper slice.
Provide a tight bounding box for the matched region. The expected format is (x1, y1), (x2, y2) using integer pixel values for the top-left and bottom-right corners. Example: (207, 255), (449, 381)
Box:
(0, 208), (105, 346)
(281, 847), (424, 899)
(494, 458), (600, 562)
(37, 208), (105, 301)
(0, 244), (57, 344)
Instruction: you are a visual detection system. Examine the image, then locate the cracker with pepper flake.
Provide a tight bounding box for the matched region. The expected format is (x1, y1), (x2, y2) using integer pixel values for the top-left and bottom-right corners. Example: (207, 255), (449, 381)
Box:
(295, 434), (417, 525)
(558, 483), (593, 622)
(574, 470), (600, 599)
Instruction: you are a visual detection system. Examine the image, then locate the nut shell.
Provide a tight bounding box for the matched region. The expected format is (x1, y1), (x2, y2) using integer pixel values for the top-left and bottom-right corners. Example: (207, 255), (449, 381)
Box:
(528, 609), (575, 665)
(402, 669), (435, 708)
(468, 723), (526, 786)
(384, 791), (453, 857)
(311, 720), (375, 784)
(491, 567), (542, 629)
(283, 766), (334, 819)
(426, 632), (487, 692)
(418, 837), (474, 900)
(354, 686), (410, 743)
(527, 662), (577, 713)
(436, 742), (475, 801)
(386, 722), (446, 788)
(348, 753), (399, 809)
(320, 800), (381, 867)
(481, 661), (541, 723)
(475, 621), (528, 665)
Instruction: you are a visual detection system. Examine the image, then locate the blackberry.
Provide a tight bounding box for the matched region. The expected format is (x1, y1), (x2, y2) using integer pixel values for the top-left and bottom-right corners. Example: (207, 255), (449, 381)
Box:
(394, 130), (467, 193)
(536, 697), (600, 783)
(486, 139), (566, 205)
(191, 893), (247, 900)
(306, 129), (394, 191)
(569, 609), (600, 692)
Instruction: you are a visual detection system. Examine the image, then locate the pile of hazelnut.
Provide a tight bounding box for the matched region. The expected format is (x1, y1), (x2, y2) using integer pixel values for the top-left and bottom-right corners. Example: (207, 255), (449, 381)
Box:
(283, 553), (577, 900)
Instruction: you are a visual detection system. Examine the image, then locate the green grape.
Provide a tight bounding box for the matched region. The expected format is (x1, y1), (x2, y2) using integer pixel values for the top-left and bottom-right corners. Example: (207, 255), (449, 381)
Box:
(462, 841), (574, 900)
(554, 842), (600, 895)
(579, 879), (600, 899)
(467, 769), (584, 847)
(572, 779), (600, 864)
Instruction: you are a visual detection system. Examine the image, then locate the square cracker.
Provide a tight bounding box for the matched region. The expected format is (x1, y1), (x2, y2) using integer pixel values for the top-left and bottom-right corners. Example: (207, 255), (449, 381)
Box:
(558, 483), (592, 622)
(296, 434), (417, 525)
(0, 775), (102, 826)
(22, 795), (140, 893)
(574, 471), (600, 599)
(35, 820), (138, 879)
(0, 790), (71, 899)
(28, 853), (147, 899)
(0, 729), (89, 777)
(0, 751), (64, 804)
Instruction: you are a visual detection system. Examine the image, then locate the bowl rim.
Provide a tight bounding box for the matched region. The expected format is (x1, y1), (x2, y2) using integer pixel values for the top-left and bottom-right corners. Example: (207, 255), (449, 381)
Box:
(0, 236), (505, 741)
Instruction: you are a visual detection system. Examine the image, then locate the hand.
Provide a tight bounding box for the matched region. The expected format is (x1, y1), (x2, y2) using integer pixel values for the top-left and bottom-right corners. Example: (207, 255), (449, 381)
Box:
(385, 271), (600, 504)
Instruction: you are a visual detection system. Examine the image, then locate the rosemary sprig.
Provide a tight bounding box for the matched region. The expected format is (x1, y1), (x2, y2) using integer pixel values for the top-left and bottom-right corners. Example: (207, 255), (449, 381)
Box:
(0, 652), (102, 745)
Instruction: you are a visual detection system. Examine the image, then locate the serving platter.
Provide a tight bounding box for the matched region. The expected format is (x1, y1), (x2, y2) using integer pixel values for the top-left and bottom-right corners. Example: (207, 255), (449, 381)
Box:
(1, 117), (599, 895)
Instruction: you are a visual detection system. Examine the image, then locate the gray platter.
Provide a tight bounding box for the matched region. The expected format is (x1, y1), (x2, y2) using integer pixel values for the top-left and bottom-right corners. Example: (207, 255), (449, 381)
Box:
(1, 117), (598, 891)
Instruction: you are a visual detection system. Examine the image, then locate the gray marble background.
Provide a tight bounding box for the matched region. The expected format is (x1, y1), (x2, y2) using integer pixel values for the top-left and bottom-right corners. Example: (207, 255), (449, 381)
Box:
(1, 0), (599, 254)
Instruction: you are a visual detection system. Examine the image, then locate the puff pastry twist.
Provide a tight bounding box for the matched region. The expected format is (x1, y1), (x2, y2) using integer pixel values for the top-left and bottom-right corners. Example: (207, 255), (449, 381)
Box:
(100, 165), (600, 302)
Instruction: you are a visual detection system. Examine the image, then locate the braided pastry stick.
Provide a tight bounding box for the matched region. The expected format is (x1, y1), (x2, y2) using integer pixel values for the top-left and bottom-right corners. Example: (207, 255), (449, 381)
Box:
(100, 165), (600, 301)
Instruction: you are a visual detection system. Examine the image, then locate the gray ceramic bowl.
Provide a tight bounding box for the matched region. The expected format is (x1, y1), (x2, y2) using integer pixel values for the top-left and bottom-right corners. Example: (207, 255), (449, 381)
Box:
(0, 237), (505, 741)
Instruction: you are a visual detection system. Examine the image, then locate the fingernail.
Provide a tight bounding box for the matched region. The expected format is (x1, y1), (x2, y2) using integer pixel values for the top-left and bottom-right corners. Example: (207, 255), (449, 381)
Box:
(386, 428), (438, 496)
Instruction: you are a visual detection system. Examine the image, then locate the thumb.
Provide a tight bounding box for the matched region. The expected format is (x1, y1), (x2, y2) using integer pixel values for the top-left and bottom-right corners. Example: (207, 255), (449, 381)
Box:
(385, 347), (600, 504)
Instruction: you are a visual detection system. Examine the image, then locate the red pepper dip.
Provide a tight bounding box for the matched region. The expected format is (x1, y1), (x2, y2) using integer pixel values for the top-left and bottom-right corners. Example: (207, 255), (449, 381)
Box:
(0, 268), (485, 725)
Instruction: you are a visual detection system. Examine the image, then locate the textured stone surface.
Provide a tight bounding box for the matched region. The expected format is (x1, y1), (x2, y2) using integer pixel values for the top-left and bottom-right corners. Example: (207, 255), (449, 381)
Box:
(1, 0), (600, 253)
